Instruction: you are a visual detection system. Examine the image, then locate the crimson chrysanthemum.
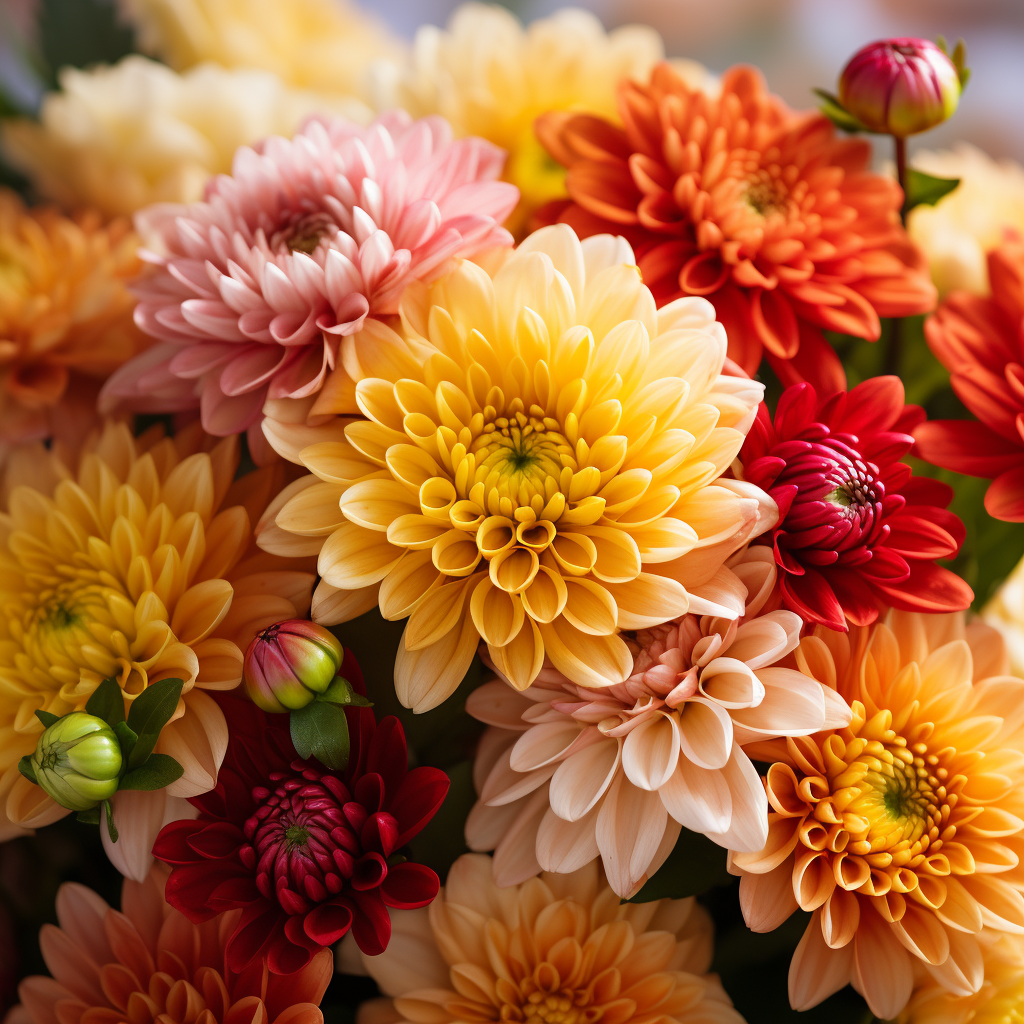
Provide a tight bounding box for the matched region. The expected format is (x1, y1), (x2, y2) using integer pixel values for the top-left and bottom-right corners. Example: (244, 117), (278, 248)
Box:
(914, 236), (1024, 521)
(534, 64), (936, 389)
(153, 652), (449, 974)
(740, 376), (971, 631)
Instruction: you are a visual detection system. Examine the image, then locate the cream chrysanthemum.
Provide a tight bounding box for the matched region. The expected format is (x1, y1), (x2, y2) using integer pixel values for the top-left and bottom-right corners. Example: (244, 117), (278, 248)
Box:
(983, 552), (1024, 677)
(261, 225), (773, 712)
(370, 3), (713, 233)
(908, 144), (1024, 296)
(0, 421), (313, 870)
(1, 56), (368, 218)
(356, 854), (743, 1024)
(117, 0), (401, 100)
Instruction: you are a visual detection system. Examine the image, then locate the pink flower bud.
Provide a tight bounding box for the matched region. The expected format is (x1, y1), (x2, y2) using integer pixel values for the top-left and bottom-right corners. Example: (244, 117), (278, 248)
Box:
(839, 38), (961, 137)
(243, 620), (344, 713)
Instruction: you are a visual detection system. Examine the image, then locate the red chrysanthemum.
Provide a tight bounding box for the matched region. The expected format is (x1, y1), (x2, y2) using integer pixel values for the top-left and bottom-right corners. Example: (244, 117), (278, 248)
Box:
(534, 64), (936, 390)
(740, 376), (972, 630)
(152, 650), (448, 975)
(915, 236), (1024, 520)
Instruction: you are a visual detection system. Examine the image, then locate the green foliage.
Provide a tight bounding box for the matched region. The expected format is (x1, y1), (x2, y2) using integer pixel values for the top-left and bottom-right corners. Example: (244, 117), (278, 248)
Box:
(36, 0), (135, 87)
(125, 677), (183, 769)
(34, 709), (60, 729)
(813, 88), (865, 133)
(118, 753), (184, 791)
(290, 699), (351, 771)
(102, 799), (118, 843)
(626, 827), (732, 902)
(85, 677), (125, 725)
(903, 169), (960, 216)
(17, 756), (37, 784)
(319, 676), (373, 708)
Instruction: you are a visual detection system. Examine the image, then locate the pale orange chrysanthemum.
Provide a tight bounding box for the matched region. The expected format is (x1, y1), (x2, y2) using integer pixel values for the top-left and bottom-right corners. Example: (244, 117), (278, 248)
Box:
(356, 853), (744, 1024)
(261, 225), (774, 712)
(0, 421), (314, 877)
(729, 611), (1024, 1021)
(7, 865), (332, 1024)
(0, 189), (145, 450)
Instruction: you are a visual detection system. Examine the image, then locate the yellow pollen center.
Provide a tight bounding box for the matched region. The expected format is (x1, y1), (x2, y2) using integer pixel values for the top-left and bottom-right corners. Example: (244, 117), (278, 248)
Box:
(497, 970), (605, 1024)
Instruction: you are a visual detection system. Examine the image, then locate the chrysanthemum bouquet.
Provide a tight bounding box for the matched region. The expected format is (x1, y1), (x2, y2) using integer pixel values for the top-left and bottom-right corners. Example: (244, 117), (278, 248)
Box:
(3, 3), (1024, 1023)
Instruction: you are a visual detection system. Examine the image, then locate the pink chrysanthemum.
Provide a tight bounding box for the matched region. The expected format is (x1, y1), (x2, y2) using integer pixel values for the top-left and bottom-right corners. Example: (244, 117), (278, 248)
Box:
(100, 111), (519, 461)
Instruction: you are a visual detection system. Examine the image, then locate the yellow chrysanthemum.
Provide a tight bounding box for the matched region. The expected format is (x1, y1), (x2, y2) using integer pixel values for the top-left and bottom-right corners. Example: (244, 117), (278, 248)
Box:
(1, 56), (369, 219)
(116, 0), (401, 100)
(371, 3), (714, 234)
(908, 144), (1024, 296)
(261, 225), (773, 712)
(901, 934), (1024, 1024)
(0, 421), (313, 842)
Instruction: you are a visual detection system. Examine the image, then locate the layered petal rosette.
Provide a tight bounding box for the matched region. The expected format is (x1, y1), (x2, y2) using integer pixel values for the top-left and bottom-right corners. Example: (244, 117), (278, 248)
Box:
(740, 376), (971, 631)
(262, 225), (775, 711)
(357, 853), (743, 1024)
(153, 676), (449, 974)
(730, 612), (1024, 1020)
(535, 64), (936, 388)
(915, 237), (1024, 521)
(0, 421), (314, 877)
(465, 546), (851, 898)
(100, 112), (518, 462)
(6, 866), (332, 1024)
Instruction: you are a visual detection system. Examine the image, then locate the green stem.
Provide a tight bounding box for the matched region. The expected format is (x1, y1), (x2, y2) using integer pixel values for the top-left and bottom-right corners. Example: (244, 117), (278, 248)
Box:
(885, 134), (909, 376)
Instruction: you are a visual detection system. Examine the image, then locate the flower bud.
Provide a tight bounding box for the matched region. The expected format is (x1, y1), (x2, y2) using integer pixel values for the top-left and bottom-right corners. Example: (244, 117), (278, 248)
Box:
(31, 712), (123, 811)
(244, 620), (344, 713)
(839, 38), (961, 137)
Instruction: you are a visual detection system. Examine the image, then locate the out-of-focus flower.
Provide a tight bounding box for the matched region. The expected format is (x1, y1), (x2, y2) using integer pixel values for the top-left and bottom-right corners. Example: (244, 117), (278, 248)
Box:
(730, 611), (1024, 1020)
(1, 56), (369, 219)
(838, 39), (961, 138)
(0, 420), (314, 878)
(357, 853), (743, 1024)
(30, 713), (122, 811)
(100, 112), (517, 464)
(907, 145), (1024, 296)
(370, 3), (712, 235)
(244, 619), (344, 712)
(116, 0), (402, 100)
(465, 546), (851, 898)
(536, 65), (936, 388)
(0, 189), (144, 452)
(154, 682), (448, 973)
(6, 865), (332, 1024)
(983, 553), (1024, 677)
(741, 376), (970, 631)
(915, 237), (1024, 521)
(264, 225), (774, 712)
(900, 935), (1024, 1024)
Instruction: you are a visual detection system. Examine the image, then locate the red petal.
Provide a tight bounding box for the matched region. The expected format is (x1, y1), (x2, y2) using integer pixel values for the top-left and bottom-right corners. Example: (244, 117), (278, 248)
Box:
(873, 561), (973, 613)
(780, 569), (846, 632)
(380, 863), (440, 910)
(915, 420), (1023, 478)
(986, 466), (1024, 522)
(303, 900), (354, 947)
(389, 767), (450, 846)
(349, 894), (391, 956)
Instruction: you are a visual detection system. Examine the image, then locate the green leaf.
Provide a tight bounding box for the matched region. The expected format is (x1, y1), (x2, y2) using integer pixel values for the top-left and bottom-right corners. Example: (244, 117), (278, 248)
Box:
(85, 678), (125, 725)
(903, 169), (960, 215)
(34, 710), (60, 728)
(103, 799), (118, 844)
(317, 676), (373, 707)
(18, 756), (37, 784)
(813, 88), (866, 133)
(118, 753), (184, 792)
(126, 678), (184, 769)
(113, 721), (138, 763)
(625, 827), (732, 902)
(290, 700), (350, 771)
(77, 807), (101, 825)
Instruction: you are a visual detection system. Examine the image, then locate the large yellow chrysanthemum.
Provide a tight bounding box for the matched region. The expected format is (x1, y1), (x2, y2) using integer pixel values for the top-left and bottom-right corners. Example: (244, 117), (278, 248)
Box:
(371, 3), (713, 233)
(262, 225), (773, 712)
(0, 421), (313, 840)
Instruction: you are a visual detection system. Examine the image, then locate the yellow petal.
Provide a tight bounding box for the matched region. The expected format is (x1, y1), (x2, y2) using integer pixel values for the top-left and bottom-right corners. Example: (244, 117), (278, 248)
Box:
(318, 522), (401, 590)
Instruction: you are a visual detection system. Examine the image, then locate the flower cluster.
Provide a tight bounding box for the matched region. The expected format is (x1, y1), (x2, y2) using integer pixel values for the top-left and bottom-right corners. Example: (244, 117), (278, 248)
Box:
(4, 6), (1024, 1024)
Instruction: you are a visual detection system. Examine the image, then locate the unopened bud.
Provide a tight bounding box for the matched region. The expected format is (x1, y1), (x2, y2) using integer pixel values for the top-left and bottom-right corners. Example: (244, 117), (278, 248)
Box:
(31, 713), (122, 811)
(244, 620), (344, 713)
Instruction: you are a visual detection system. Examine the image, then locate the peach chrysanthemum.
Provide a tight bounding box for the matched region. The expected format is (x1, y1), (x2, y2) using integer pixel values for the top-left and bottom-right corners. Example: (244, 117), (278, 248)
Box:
(900, 935), (1024, 1024)
(0, 421), (314, 876)
(262, 225), (774, 712)
(356, 853), (743, 1024)
(535, 64), (938, 389)
(370, 3), (713, 234)
(730, 611), (1024, 1020)
(0, 188), (145, 452)
(464, 546), (851, 897)
(7, 865), (332, 1024)
(1, 56), (369, 219)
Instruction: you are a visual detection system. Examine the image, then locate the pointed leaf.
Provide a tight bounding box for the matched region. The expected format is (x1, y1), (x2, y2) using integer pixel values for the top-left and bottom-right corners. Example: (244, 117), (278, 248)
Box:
(18, 756), (37, 784)
(103, 799), (118, 843)
(114, 721), (138, 763)
(813, 88), (866, 133)
(85, 678), (125, 725)
(118, 753), (185, 792)
(904, 169), (960, 215)
(35, 710), (60, 728)
(126, 678), (183, 768)
(317, 676), (374, 707)
(290, 700), (350, 771)
(77, 807), (101, 825)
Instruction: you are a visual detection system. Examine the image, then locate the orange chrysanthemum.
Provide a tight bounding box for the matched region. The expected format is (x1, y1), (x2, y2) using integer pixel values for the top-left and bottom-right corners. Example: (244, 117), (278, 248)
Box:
(7, 865), (331, 1024)
(535, 65), (937, 388)
(729, 611), (1024, 1021)
(0, 189), (145, 450)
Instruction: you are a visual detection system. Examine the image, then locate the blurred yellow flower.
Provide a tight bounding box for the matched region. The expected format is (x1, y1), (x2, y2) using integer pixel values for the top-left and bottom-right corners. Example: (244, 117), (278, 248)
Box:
(982, 552), (1024, 676)
(908, 144), (1024, 296)
(370, 3), (714, 234)
(1, 56), (369, 218)
(116, 0), (402, 99)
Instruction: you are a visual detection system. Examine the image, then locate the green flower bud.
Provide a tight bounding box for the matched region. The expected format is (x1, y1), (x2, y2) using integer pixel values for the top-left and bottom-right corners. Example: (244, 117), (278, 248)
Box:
(31, 712), (123, 811)
(244, 619), (345, 713)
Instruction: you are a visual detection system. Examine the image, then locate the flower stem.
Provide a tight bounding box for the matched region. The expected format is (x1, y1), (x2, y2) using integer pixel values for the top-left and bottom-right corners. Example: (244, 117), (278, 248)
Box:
(894, 134), (908, 225)
(886, 134), (909, 376)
